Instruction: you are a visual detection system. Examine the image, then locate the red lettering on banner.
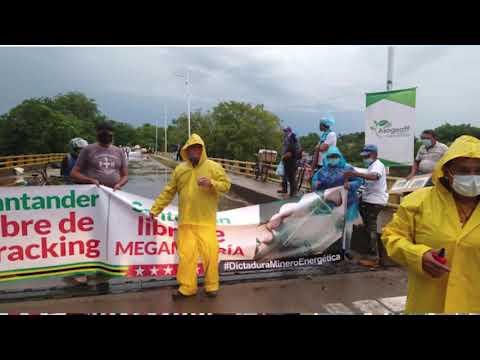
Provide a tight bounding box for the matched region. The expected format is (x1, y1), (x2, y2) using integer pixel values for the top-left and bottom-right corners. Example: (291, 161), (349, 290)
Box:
(41, 237), (59, 258)
(116, 242), (133, 255)
(219, 244), (245, 257)
(78, 217), (94, 231)
(25, 244), (41, 260)
(0, 215), (19, 237)
(21, 220), (34, 236)
(0, 216), (53, 237)
(59, 212), (76, 233)
(35, 220), (51, 235)
(134, 242), (145, 255)
(154, 221), (167, 236)
(217, 230), (225, 243)
(168, 227), (177, 238)
(158, 241), (170, 254)
(7, 245), (24, 261)
(145, 242), (157, 255)
(233, 246), (245, 256)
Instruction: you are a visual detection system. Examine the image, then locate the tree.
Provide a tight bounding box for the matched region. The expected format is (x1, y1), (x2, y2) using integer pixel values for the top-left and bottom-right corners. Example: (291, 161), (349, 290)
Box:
(337, 132), (365, 167)
(299, 133), (320, 154)
(432, 123), (480, 145)
(133, 123), (165, 150)
(0, 99), (84, 155)
(207, 101), (283, 161)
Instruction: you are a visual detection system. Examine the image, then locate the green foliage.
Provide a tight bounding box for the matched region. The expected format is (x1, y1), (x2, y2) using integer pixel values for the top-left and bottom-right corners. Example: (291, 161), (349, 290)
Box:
(431, 123), (480, 145)
(0, 96), (283, 160)
(299, 133), (320, 154)
(2, 92), (479, 167)
(337, 132), (365, 167)
(162, 102), (283, 161)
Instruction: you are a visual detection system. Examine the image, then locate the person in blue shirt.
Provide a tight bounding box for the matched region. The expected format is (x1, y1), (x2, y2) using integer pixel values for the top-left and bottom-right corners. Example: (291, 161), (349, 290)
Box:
(312, 146), (364, 259)
(61, 137), (88, 184)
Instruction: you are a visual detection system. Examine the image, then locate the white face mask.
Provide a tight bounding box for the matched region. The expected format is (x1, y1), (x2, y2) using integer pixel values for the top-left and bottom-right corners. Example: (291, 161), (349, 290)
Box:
(452, 175), (480, 197)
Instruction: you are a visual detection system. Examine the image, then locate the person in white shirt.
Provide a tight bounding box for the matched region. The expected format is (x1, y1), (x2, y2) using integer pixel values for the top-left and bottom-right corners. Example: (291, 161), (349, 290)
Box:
(310, 116), (337, 178)
(407, 129), (449, 181)
(343, 144), (388, 268)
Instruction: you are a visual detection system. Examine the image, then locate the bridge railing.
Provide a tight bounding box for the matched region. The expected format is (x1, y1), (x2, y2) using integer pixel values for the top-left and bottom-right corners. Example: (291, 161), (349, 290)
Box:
(209, 157), (403, 206)
(0, 153), (65, 171)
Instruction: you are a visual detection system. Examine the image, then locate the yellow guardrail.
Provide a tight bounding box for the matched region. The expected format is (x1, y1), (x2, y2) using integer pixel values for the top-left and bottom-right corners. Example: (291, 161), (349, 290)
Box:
(0, 153), (66, 171)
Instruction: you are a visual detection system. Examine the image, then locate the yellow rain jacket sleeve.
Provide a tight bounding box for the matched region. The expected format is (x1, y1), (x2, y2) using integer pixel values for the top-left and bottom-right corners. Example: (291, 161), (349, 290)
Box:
(382, 135), (480, 313)
(150, 133), (231, 226)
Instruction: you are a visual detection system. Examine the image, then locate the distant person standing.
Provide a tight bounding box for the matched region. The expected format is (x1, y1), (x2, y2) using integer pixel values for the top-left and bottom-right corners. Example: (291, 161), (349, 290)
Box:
(407, 130), (449, 181)
(176, 143), (182, 161)
(278, 127), (299, 197)
(311, 116), (337, 177)
(61, 137), (88, 183)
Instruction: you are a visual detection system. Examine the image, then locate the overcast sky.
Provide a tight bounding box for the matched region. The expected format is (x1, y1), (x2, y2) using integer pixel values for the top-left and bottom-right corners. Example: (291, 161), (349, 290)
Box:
(1, 45), (479, 136)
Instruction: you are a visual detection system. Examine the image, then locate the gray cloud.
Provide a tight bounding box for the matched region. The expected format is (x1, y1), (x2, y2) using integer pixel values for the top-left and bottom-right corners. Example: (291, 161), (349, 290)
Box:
(0, 46), (478, 136)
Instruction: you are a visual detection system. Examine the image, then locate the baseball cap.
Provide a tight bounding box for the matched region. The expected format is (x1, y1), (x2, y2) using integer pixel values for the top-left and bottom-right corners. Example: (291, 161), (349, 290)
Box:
(360, 144), (378, 156)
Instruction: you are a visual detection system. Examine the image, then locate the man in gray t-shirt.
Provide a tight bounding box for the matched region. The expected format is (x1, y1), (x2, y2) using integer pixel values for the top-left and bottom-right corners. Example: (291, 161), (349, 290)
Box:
(68, 122), (128, 292)
(71, 122), (128, 190)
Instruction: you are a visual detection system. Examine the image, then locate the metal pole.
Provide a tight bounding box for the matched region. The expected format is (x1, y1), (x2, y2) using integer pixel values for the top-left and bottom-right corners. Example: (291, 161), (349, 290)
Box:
(387, 46), (394, 91)
(164, 105), (167, 154)
(155, 117), (158, 154)
(187, 70), (191, 138)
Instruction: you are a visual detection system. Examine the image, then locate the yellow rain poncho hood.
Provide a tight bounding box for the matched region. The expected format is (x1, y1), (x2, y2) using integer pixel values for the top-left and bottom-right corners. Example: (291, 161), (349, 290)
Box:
(431, 135), (480, 187)
(382, 135), (480, 313)
(151, 133), (231, 226)
(180, 133), (208, 166)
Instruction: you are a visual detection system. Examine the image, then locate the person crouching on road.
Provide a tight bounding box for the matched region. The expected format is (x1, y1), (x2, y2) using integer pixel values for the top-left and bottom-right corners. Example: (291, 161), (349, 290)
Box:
(149, 134), (231, 300)
(382, 135), (480, 314)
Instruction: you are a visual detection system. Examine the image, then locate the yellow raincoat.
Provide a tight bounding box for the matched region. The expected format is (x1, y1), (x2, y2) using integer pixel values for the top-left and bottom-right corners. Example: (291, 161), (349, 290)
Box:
(150, 134), (231, 295)
(382, 135), (480, 313)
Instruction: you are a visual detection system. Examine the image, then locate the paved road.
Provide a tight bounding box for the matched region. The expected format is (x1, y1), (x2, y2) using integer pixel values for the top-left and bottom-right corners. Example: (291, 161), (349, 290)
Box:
(0, 267), (408, 314)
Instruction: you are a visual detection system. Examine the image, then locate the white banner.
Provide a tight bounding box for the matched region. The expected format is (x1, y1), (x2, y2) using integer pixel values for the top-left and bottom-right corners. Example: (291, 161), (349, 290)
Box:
(0, 185), (347, 281)
(365, 87), (416, 166)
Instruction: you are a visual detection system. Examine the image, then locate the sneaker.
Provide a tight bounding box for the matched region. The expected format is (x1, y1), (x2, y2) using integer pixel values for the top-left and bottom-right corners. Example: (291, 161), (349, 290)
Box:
(205, 290), (218, 298)
(172, 290), (195, 300)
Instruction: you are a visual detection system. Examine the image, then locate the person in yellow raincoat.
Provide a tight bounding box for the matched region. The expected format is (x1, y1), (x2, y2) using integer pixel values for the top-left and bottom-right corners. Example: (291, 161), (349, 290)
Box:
(382, 135), (480, 313)
(150, 134), (231, 299)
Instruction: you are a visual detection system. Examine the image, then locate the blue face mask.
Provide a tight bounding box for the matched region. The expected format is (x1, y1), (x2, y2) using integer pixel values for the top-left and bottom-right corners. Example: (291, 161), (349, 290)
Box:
(422, 139), (433, 148)
(363, 158), (374, 167)
(328, 158), (340, 167)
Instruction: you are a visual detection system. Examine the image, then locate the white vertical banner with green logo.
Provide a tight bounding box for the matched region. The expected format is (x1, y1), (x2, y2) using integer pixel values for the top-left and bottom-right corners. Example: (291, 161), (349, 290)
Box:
(365, 87), (417, 166)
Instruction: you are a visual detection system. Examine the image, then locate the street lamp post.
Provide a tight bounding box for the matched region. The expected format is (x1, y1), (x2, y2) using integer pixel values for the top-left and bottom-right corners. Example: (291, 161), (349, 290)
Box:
(164, 105), (168, 154)
(387, 46), (394, 91)
(155, 117), (158, 154)
(176, 71), (191, 138)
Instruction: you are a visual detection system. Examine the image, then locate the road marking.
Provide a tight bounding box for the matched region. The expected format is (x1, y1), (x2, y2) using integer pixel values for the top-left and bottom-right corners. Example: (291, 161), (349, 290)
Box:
(351, 299), (392, 314)
(378, 296), (407, 313)
(323, 303), (355, 314)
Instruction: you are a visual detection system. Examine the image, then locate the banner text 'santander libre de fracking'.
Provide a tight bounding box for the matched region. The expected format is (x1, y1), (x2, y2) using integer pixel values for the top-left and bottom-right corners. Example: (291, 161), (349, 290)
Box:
(0, 185), (348, 282)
